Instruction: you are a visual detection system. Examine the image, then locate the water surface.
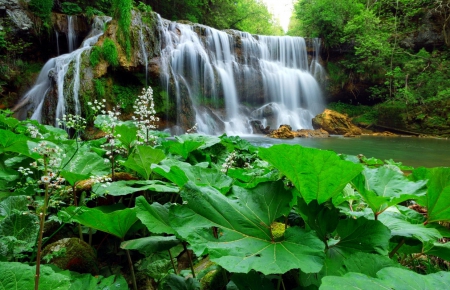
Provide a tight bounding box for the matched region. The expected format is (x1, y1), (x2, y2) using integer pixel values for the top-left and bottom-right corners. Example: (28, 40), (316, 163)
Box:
(245, 135), (450, 168)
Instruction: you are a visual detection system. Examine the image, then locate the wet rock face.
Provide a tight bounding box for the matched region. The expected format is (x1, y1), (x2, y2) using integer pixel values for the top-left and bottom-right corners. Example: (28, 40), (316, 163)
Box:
(1, 0), (33, 32)
(312, 109), (362, 135)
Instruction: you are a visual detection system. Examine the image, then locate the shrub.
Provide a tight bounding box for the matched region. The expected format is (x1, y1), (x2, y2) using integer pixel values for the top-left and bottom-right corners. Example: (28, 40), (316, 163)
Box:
(89, 46), (102, 67)
(102, 38), (119, 67)
(61, 2), (82, 15)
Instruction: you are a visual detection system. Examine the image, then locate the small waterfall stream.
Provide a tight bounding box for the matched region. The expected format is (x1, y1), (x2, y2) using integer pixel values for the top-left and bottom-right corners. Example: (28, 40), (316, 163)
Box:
(66, 15), (77, 53)
(157, 18), (325, 135)
(16, 16), (112, 125)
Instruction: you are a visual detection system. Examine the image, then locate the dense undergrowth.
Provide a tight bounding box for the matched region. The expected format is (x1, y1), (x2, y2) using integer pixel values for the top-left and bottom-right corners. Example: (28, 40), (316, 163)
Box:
(0, 86), (450, 289)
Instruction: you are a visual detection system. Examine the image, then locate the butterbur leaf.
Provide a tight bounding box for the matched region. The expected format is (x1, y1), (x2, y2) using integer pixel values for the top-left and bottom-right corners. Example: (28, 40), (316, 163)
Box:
(94, 180), (179, 196)
(0, 196), (29, 217)
(153, 164), (233, 194)
(170, 181), (325, 275)
(352, 166), (427, 216)
(340, 252), (400, 277)
(123, 145), (165, 180)
(0, 213), (39, 254)
(258, 144), (362, 204)
(135, 196), (175, 234)
(165, 140), (203, 160)
(296, 199), (340, 243)
(378, 210), (441, 243)
(164, 274), (201, 290)
(60, 152), (110, 185)
(65, 205), (137, 239)
(115, 122), (138, 149)
(328, 217), (391, 257)
(121, 236), (180, 255)
(227, 271), (275, 290)
(425, 167), (450, 223)
(423, 241), (450, 261)
(321, 267), (450, 290)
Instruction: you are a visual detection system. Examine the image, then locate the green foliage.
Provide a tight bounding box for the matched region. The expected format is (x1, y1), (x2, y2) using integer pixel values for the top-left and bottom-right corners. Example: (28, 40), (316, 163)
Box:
(85, 6), (105, 18)
(61, 2), (82, 15)
(89, 46), (101, 67)
(1, 107), (450, 287)
(93, 78), (105, 98)
(112, 84), (139, 112)
(137, 1), (153, 13)
(112, 0), (132, 58)
(101, 38), (119, 67)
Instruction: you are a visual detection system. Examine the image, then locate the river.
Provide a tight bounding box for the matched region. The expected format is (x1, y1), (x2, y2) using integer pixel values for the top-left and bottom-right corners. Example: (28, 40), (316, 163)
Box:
(245, 135), (450, 168)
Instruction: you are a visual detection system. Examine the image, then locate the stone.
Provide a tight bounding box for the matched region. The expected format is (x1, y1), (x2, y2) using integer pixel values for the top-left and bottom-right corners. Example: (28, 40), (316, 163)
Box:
(372, 131), (397, 137)
(295, 128), (329, 138)
(42, 238), (98, 275)
(267, 124), (295, 139)
(249, 120), (270, 134)
(312, 109), (362, 135)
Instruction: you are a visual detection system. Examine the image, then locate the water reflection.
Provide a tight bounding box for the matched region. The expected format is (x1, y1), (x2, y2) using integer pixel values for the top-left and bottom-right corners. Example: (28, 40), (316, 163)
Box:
(245, 135), (450, 168)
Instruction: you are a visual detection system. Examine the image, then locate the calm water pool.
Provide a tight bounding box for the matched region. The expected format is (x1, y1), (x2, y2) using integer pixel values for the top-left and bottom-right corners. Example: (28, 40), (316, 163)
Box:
(244, 135), (450, 168)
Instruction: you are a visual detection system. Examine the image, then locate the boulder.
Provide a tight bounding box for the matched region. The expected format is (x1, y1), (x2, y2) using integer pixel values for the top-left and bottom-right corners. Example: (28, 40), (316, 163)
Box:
(249, 120), (270, 134)
(312, 109), (362, 135)
(295, 128), (329, 138)
(267, 124), (295, 139)
(42, 238), (98, 275)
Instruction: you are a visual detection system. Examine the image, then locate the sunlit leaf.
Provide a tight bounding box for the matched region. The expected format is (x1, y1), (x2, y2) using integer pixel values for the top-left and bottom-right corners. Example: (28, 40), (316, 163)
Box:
(258, 144), (362, 204)
(170, 181), (325, 275)
(123, 145), (165, 180)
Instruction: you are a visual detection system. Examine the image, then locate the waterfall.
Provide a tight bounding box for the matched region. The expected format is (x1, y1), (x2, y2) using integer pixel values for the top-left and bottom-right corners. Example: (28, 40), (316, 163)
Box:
(15, 16), (112, 125)
(139, 28), (149, 86)
(55, 31), (60, 56)
(157, 18), (325, 135)
(67, 15), (77, 53)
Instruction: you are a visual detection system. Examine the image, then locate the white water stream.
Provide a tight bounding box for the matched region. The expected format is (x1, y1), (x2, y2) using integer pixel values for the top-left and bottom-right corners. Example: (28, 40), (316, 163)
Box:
(17, 16), (112, 125)
(157, 18), (325, 135)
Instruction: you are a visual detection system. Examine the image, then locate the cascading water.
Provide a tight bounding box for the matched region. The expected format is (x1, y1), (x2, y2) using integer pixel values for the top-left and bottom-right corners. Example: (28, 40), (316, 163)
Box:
(139, 28), (149, 86)
(15, 16), (112, 125)
(157, 18), (325, 135)
(66, 15), (77, 53)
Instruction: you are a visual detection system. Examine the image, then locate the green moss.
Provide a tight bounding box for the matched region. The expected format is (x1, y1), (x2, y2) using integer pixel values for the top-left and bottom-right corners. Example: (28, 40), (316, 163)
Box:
(94, 79), (106, 98)
(42, 238), (98, 275)
(102, 38), (119, 67)
(90, 46), (102, 67)
(112, 84), (139, 112)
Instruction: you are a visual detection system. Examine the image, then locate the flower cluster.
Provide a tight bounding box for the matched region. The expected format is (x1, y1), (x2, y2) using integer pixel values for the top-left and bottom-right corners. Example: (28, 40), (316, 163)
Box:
(57, 114), (87, 131)
(88, 99), (106, 115)
(132, 87), (159, 145)
(186, 123), (198, 134)
(221, 151), (237, 173)
(30, 141), (66, 188)
(26, 125), (43, 139)
(18, 167), (33, 176)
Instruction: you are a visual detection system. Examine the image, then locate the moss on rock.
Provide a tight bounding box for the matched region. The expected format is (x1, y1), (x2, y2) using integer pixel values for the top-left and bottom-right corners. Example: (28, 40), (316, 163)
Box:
(42, 237), (98, 275)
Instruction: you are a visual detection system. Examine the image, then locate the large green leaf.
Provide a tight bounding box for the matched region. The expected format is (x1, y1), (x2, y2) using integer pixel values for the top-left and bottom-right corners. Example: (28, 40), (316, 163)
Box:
(227, 167), (279, 189)
(426, 167), (450, 223)
(352, 166), (427, 216)
(0, 212), (39, 254)
(227, 271), (275, 290)
(165, 140), (203, 160)
(121, 236), (180, 255)
(378, 210), (441, 243)
(60, 152), (110, 185)
(93, 180), (179, 196)
(423, 241), (450, 261)
(123, 145), (166, 179)
(258, 144), (362, 204)
(0, 262), (71, 290)
(115, 122), (138, 149)
(0, 262), (128, 290)
(135, 196), (176, 234)
(170, 181), (325, 275)
(320, 267), (450, 290)
(328, 217), (391, 257)
(65, 205), (138, 239)
(0, 196), (29, 217)
(153, 164), (233, 194)
(296, 199), (340, 243)
(164, 274), (201, 290)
